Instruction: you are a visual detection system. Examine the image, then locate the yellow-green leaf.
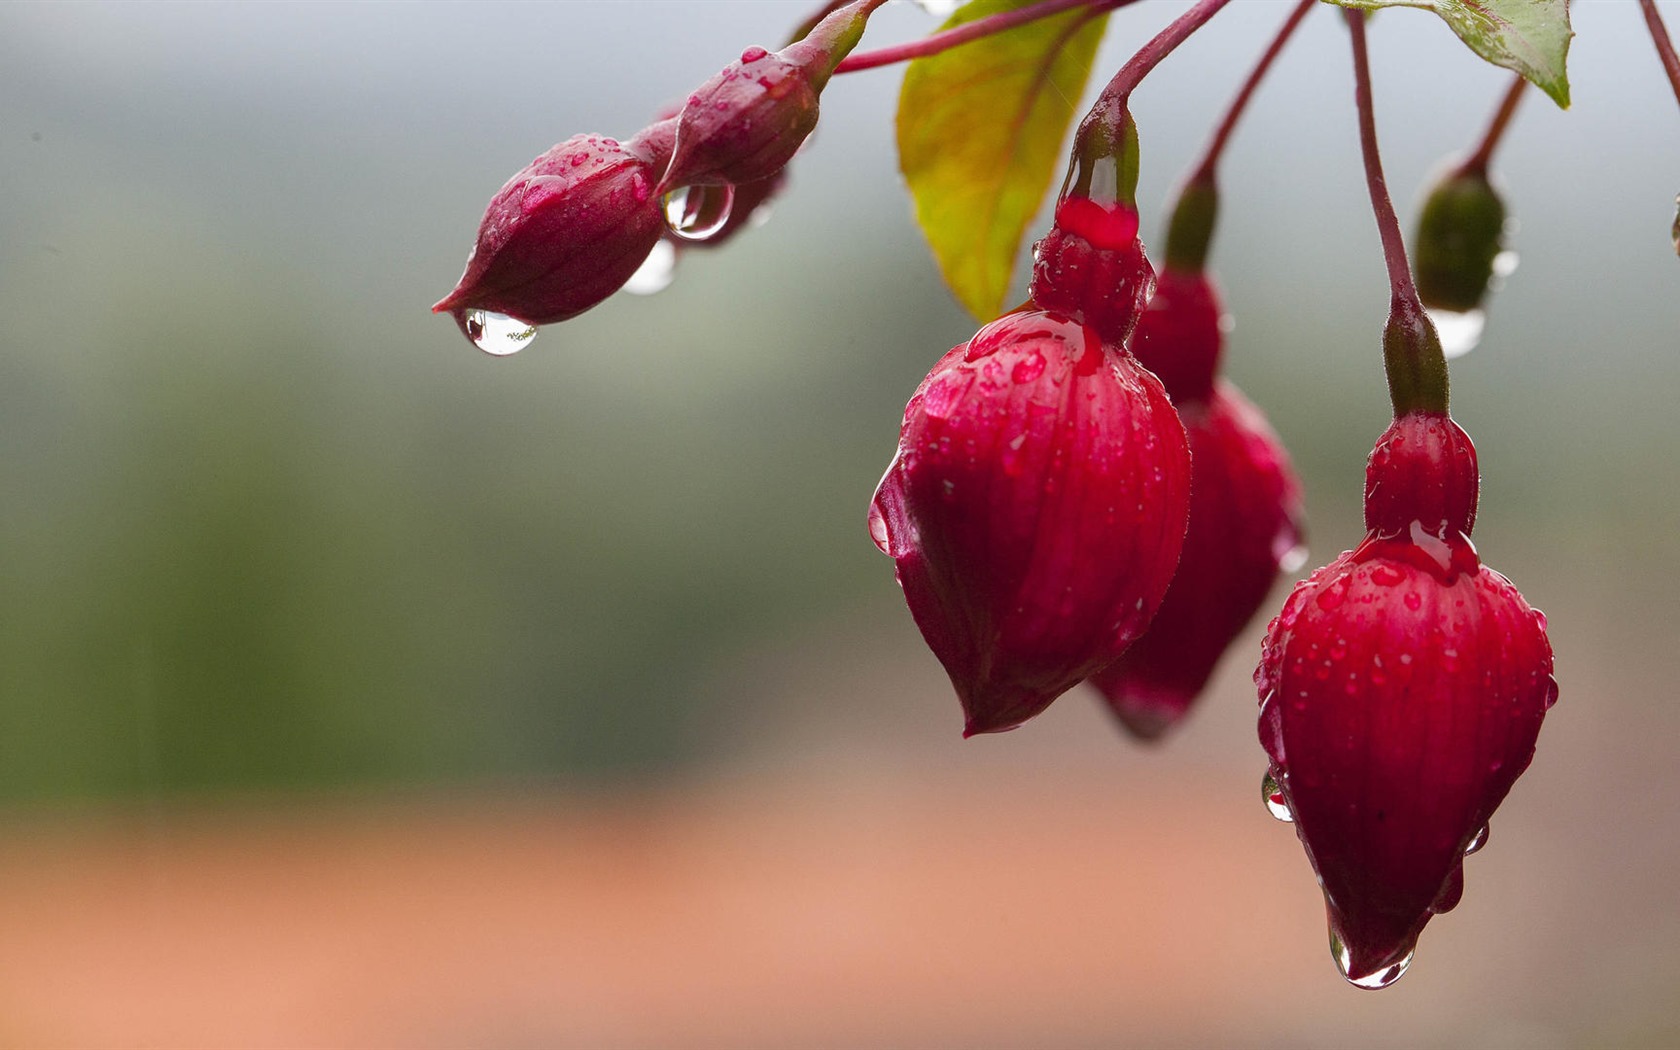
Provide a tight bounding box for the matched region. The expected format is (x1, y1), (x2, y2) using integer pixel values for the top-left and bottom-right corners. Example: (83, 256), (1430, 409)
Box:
(1327, 0), (1573, 107)
(897, 0), (1110, 321)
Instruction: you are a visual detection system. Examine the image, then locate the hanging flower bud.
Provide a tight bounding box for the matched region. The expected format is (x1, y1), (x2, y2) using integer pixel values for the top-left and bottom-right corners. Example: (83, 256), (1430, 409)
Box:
(433, 128), (669, 342)
(1088, 175), (1304, 740)
(1028, 99), (1154, 346)
(871, 310), (1190, 736)
(1413, 164), (1507, 314)
(659, 0), (881, 190)
(1257, 411), (1555, 989)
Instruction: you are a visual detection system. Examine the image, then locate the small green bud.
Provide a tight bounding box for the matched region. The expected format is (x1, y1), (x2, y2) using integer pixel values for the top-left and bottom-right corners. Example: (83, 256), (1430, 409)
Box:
(1413, 167), (1507, 313)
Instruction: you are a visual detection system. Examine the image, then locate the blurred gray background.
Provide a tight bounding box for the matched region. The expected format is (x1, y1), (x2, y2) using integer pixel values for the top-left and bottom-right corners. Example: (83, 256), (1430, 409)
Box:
(0, 1), (1676, 1046)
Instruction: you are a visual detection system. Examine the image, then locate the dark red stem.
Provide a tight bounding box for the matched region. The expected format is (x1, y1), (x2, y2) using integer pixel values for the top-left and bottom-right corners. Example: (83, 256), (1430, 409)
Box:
(1639, 0), (1680, 111)
(1189, 0), (1314, 185)
(1346, 9), (1448, 417)
(835, 0), (1124, 73)
(1092, 0), (1232, 106)
(1459, 74), (1527, 176)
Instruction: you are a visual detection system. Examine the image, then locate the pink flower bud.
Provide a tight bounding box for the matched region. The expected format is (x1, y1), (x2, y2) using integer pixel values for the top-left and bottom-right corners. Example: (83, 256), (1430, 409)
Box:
(1257, 411), (1555, 988)
(433, 132), (666, 337)
(871, 310), (1190, 736)
(659, 1), (876, 190)
(1090, 271), (1304, 739)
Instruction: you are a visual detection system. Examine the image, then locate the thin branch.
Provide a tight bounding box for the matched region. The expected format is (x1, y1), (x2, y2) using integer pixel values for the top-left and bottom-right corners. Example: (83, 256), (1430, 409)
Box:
(1190, 0), (1315, 185)
(1347, 9), (1447, 417)
(1640, 0), (1680, 111)
(835, 0), (1122, 74)
(1459, 74), (1527, 176)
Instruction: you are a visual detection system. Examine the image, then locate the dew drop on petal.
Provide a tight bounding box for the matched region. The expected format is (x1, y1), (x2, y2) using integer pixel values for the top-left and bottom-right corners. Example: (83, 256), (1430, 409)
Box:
(462, 309), (537, 356)
(663, 184), (735, 241)
(1331, 930), (1415, 990)
(1261, 770), (1293, 823)
(622, 239), (678, 296)
(1425, 307), (1485, 359)
(1464, 823), (1489, 856)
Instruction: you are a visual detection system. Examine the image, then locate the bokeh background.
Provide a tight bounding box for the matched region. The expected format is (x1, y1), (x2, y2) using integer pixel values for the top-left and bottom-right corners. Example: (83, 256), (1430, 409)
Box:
(1, 0), (1677, 1045)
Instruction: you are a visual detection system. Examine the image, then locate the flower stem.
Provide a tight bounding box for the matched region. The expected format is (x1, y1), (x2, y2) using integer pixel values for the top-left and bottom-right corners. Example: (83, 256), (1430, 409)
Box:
(1188, 0), (1315, 186)
(1639, 0), (1680, 111)
(835, 0), (1126, 74)
(1346, 9), (1448, 418)
(1091, 0), (1232, 107)
(1458, 74), (1527, 177)
(1162, 0), (1311, 271)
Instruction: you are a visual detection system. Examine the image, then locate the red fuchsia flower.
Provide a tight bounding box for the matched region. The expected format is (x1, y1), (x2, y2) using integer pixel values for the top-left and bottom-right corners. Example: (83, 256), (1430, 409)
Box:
(432, 128), (670, 342)
(1256, 410), (1555, 988)
(871, 310), (1190, 735)
(659, 0), (881, 191)
(1088, 265), (1305, 740)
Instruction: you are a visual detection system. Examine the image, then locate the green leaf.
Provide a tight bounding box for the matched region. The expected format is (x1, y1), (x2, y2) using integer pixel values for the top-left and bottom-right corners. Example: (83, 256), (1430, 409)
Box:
(896, 1), (1110, 321)
(1326, 0), (1573, 107)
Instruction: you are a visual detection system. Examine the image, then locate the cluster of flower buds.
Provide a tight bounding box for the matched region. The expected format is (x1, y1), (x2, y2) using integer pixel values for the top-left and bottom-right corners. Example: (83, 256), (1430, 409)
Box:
(1257, 387), (1555, 987)
(433, 0), (882, 353)
(871, 101), (1191, 736)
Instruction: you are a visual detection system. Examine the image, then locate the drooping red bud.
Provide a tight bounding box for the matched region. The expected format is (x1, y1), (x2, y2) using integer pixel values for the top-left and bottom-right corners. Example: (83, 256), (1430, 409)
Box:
(1028, 101), (1154, 345)
(433, 132), (665, 341)
(1091, 378), (1303, 739)
(1257, 414), (1554, 989)
(659, 0), (879, 190)
(871, 310), (1190, 736)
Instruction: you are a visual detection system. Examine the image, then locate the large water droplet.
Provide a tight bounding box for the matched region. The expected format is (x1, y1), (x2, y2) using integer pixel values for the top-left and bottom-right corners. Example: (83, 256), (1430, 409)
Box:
(663, 184), (735, 241)
(1261, 770), (1293, 823)
(1426, 307), (1485, 359)
(623, 239), (678, 296)
(1464, 823), (1489, 856)
(462, 309), (537, 356)
(867, 499), (891, 555)
(1331, 930), (1414, 990)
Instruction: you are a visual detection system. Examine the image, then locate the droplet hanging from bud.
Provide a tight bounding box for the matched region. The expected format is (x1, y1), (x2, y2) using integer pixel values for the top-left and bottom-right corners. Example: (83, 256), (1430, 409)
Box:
(663, 184), (737, 241)
(461, 309), (539, 356)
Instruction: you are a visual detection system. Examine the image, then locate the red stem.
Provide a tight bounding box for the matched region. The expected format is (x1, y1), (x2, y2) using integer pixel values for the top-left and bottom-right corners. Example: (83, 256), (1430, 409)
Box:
(1639, 0), (1680, 111)
(1346, 9), (1447, 417)
(835, 0), (1120, 74)
(1459, 74), (1526, 176)
(1092, 0), (1232, 106)
(1190, 0), (1314, 185)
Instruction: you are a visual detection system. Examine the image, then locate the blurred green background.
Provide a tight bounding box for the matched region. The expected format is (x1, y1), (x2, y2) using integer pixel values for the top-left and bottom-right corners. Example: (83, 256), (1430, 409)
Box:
(0, 1), (1677, 1045)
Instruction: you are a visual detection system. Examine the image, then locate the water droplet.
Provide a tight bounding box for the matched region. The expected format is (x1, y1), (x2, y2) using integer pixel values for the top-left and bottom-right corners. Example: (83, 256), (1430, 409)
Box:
(867, 499), (891, 555)
(1370, 564), (1405, 587)
(1331, 930), (1414, 990)
(462, 309), (537, 356)
(1425, 307), (1485, 359)
(662, 184), (735, 241)
(1543, 673), (1559, 709)
(1012, 350), (1046, 384)
(1491, 249), (1520, 281)
(1314, 576), (1348, 612)
(1261, 770), (1293, 823)
(622, 239), (678, 296)
(740, 45), (769, 63)
(1464, 823), (1489, 856)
